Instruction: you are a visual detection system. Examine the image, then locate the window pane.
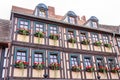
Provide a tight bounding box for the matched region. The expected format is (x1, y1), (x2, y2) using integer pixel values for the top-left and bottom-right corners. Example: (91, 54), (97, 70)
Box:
(17, 56), (21, 60)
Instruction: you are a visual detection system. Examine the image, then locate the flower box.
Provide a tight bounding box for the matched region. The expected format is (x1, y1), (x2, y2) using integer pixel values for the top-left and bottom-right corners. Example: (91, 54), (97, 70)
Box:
(98, 66), (108, 73)
(93, 41), (102, 46)
(81, 39), (90, 45)
(17, 28), (30, 35)
(15, 60), (29, 69)
(104, 43), (112, 48)
(71, 65), (81, 72)
(86, 66), (94, 72)
(68, 38), (76, 43)
(49, 34), (59, 40)
(33, 62), (44, 70)
(34, 31), (45, 38)
(49, 62), (60, 70)
(111, 67), (120, 73)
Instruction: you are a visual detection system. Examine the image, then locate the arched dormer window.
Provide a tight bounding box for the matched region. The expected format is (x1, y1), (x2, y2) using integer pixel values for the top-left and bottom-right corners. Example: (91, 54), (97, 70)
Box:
(64, 11), (77, 24)
(84, 16), (99, 28)
(90, 16), (98, 28)
(34, 3), (48, 17)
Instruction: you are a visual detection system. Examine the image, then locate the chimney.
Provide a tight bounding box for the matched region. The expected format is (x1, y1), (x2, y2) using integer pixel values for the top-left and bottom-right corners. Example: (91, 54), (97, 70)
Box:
(81, 16), (86, 22)
(48, 6), (55, 16)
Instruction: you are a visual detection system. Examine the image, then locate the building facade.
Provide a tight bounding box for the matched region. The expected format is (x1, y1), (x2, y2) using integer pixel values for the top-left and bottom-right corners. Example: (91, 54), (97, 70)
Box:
(1, 3), (120, 80)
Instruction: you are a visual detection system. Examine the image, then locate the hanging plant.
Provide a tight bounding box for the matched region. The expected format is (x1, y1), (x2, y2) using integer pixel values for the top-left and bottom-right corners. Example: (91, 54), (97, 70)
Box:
(93, 41), (102, 46)
(68, 38), (77, 47)
(33, 62), (44, 70)
(104, 42), (112, 48)
(34, 31), (45, 38)
(71, 65), (82, 72)
(81, 39), (90, 45)
(110, 67), (120, 73)
(86, 66), (94, 72)
(15, 60), (29, 69)
(98, 66), (108, 73)
(17, 28), (30, 35)
(49, 62), (60, 70)
(49, 33), (59, 40)
(34, 31), (45, 43)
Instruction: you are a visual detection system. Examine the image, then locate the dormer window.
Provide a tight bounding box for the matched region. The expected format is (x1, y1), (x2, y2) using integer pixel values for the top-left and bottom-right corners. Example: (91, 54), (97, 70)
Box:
(34, 3), (48, 17)
(84, 16), (98, 28)
(39, 10), (46, 17)
(92, 22), (97, 28)
(64, 11), (77, 24)
(69, 17), (75, 24)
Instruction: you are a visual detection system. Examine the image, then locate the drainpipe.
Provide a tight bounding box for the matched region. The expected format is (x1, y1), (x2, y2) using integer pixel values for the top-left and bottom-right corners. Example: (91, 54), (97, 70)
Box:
(112, 32), (120, 67)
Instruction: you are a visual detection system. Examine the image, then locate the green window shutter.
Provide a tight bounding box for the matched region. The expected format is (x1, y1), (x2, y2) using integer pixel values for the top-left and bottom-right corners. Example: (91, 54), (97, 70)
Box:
(43, 23), (46, 32)
(48, 24), (51, 36)
(26, 49), (29, 62)
(69, 54), (72, 68)
(34, 22), (36, 33)
(18, 19), (20, 28)
(48, 51), (50, 65)
(32, 51), (34, 66)
(73, 30), (76, 37)
(66, 28), (69, 40)
(57, 52), (60, 63)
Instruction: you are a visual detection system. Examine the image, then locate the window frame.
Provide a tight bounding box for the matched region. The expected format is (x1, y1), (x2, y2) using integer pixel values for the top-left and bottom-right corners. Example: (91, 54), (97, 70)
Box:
(39, 9), (46, 17)
(18, 18), (30, 29)
(48, 51), (60, 64)
(117, 37), (120, 47)
(14, 47), (29, 62)
(91, 33), (99, 43)
(48, 24), (59, 36)
(34, 22), (46, 33)
(91, 21), (97, 28)
(68, 17), (76, 24)
(32, 50), (45, 65)
(107, 58), (116, 69)
(80, 30), (88, 41)
(83, 55), (93, 69)
(69, 54), (80, 68)
(66, 28), (76, 40)
(102, 34), (110, 44)
(95, 56), (105, 68)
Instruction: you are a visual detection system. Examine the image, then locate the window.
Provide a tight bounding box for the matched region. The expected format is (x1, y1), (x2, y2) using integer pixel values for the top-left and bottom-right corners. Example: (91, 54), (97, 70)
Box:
(39, 10), (46, 17)
(84, 57), (91, 67)
(14, 48), (28, 62)
(35, 23), (44, 32)
(80, 32), (87, 41)
(91, 33), (98, 42)
(19, 19), (29, 29)
(16, 51), (26, 61)
(71, 56), (78, 66)
(117, 38), (120, 47)
(92, 22), (97, 28)
(96, 58), (104, 67)
(108, 59), (115, 69)
(34, 53), (43, 63)
(50, 54), (58, 63)
(69, 17), (75, 24)
(103, 35), (109, 43)
(68, 30), (75, 39)
(49, 25), (57, 34)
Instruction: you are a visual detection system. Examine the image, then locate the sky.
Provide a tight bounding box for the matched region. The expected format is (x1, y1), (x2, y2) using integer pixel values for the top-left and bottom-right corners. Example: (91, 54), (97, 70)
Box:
(0, 0), (120, 26)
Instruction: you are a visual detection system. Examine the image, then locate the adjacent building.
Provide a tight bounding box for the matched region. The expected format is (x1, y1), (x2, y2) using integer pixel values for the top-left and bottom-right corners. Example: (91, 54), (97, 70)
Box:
(1, 3), (120, 80)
